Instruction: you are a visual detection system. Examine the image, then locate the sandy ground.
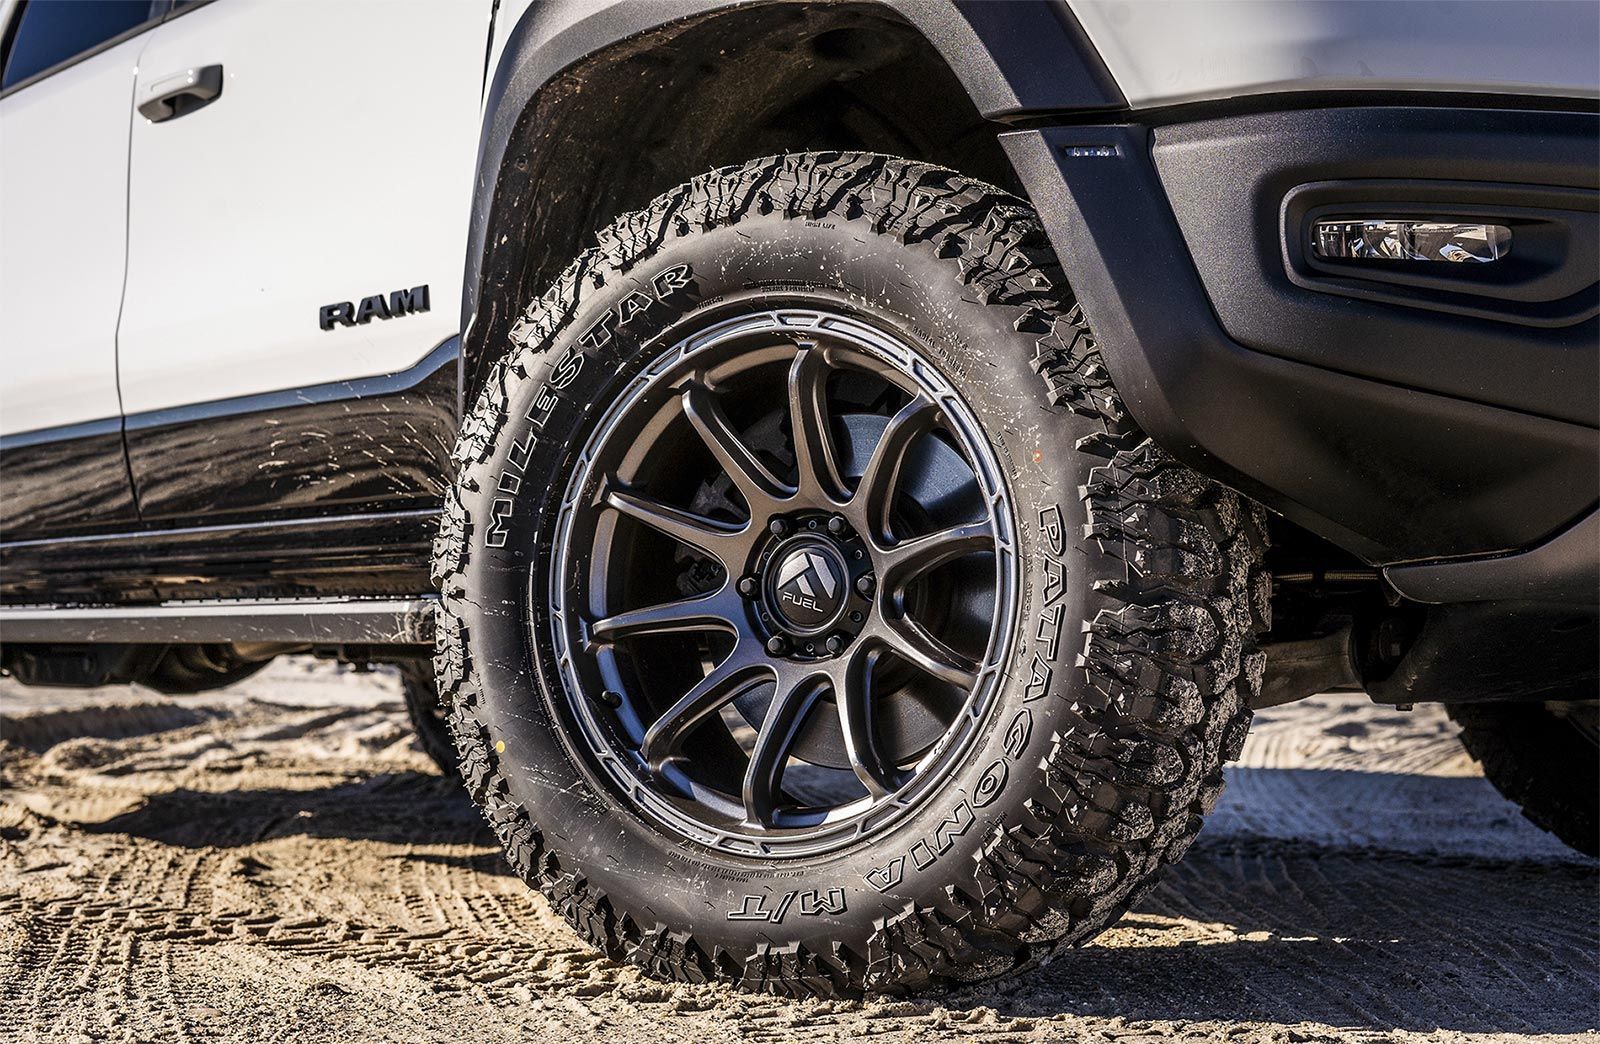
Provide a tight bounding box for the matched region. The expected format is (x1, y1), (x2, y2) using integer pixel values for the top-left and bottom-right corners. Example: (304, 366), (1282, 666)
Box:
(0, 659), (1595, 1044)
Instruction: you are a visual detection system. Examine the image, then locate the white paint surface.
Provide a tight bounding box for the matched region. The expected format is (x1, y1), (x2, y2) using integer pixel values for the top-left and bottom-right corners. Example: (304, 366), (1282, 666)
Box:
(1072, 0), (1600, 106)
(115, 0), (491, 415)
(0, 34), (148, 435)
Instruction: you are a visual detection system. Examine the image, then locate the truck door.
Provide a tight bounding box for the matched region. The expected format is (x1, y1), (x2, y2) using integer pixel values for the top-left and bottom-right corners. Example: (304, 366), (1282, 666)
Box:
(115, 0), (490, 525)
(0, 1), (157, 538)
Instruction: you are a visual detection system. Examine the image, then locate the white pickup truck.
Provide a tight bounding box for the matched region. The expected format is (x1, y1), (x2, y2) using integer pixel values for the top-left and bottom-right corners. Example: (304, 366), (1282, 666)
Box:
(2, 0), (1595, 994)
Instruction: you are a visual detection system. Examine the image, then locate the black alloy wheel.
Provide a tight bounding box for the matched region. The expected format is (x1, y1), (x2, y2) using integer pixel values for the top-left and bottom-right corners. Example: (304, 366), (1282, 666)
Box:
(549, 310), (1017, 857)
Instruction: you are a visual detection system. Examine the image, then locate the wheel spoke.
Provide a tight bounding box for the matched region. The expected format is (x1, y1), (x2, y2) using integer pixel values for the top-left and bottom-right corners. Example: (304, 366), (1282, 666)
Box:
(741, 668), (827, 827)
(641, 649), (771, 772)
(603, 483), (742, 563)
(588, 586), (742, 645)
(682, 381), (788, 514)
(851, 395), (939, 542)
(787, 346), (847, 503)
(879, 521), (994, 588)
(836, 646), (901, 798)
(877, 618), (980, 690)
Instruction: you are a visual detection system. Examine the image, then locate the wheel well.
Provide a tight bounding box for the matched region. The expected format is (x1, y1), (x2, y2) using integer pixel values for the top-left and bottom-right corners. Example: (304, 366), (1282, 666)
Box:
(464, 3), (1014, 399)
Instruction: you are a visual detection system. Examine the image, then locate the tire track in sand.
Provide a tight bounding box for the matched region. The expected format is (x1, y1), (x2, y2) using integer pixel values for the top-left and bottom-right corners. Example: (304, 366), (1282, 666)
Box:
(1, 664), (1594, 1043)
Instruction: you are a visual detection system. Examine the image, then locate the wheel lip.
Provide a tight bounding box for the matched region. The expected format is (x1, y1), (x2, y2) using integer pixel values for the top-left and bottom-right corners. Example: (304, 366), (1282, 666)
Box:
(545, 302), (1021, 860)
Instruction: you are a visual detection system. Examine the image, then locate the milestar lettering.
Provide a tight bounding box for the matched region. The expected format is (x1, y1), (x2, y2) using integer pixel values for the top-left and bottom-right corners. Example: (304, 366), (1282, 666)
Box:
(480, 385), (567, 550)
(320, 284), (430, 331)
(479, 265), (694, 549)
(574, 264), (693, 350)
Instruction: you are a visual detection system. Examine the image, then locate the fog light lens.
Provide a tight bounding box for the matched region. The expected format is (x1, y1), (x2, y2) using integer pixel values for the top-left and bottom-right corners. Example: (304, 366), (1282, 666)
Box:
(1314, 220), (1511, 263)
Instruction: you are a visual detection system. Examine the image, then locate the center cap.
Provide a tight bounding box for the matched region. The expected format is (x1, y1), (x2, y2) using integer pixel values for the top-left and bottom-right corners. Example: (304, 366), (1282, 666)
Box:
(766, 540), (848, 636)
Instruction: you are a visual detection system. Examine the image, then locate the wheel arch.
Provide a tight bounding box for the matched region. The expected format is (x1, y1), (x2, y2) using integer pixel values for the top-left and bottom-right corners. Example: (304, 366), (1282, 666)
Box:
(457, 0), (1123, 404)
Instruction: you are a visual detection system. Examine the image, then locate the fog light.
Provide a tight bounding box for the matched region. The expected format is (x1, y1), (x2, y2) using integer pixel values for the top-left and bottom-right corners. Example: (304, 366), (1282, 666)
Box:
(1313, 219), (1511, 263)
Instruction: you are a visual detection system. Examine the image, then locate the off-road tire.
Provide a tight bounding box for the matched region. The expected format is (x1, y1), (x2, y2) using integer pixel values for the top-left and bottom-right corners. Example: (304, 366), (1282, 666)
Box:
(433, 152), (1269, 994)
(400, 661), (458, 775)
(1449, 701), (1599, 857)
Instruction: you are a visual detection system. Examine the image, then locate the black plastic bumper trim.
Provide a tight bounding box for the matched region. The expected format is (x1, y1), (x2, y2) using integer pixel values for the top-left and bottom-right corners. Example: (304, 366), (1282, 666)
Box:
(1000, 123), (1599, 568)
(1385, 509), (1599, 606)
(1151, 107), (1599, 424)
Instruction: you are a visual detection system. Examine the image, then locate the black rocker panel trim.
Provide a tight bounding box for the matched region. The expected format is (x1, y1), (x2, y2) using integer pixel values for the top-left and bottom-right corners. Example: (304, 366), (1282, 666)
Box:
(1386, 509), (1600, 606)
(0, 509), (436, 606)
(1151, 106), (1599, 427)
(1001, 123), (1599, 567)
(0, 417), (139, 539)
(123, 337), (458, 525)
(0, 596), (436, 646)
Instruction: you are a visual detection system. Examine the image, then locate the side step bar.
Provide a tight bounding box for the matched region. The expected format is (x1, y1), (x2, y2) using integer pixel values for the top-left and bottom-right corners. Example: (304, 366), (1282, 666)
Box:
(0, 597), (436, 645)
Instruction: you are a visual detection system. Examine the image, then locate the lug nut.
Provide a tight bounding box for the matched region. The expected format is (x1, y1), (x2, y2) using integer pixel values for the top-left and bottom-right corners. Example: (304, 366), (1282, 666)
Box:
(768, 518), (790, 537)
(855, 574), (876, 597)
(765, 635), (789, 656)
(825, 635), (845, 655)
(737, 576), (758, 598)
(826, 515), (849, 535)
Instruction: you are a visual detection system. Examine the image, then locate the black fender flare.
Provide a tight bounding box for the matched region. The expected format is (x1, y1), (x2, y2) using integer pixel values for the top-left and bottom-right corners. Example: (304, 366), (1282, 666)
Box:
(457, 0), (1123, 340)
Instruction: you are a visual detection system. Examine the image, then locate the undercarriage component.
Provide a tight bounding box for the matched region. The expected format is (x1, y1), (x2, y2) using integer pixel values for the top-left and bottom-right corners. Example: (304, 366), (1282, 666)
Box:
(1254, 627), (1361, 709)
(0, 641), (275, 693)
(1366, 600), (1599, 706)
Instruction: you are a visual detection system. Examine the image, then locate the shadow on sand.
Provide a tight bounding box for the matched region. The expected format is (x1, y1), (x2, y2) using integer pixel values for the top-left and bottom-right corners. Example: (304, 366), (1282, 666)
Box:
(86, 767), (1599, 1035)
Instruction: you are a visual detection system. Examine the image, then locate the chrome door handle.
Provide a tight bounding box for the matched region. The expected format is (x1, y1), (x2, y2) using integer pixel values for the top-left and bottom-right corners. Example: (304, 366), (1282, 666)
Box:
(138, 64), (223, 123)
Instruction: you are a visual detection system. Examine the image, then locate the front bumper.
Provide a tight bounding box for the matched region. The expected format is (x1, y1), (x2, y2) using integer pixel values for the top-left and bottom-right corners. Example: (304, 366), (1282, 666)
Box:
(1002, 105), (1598, 596)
